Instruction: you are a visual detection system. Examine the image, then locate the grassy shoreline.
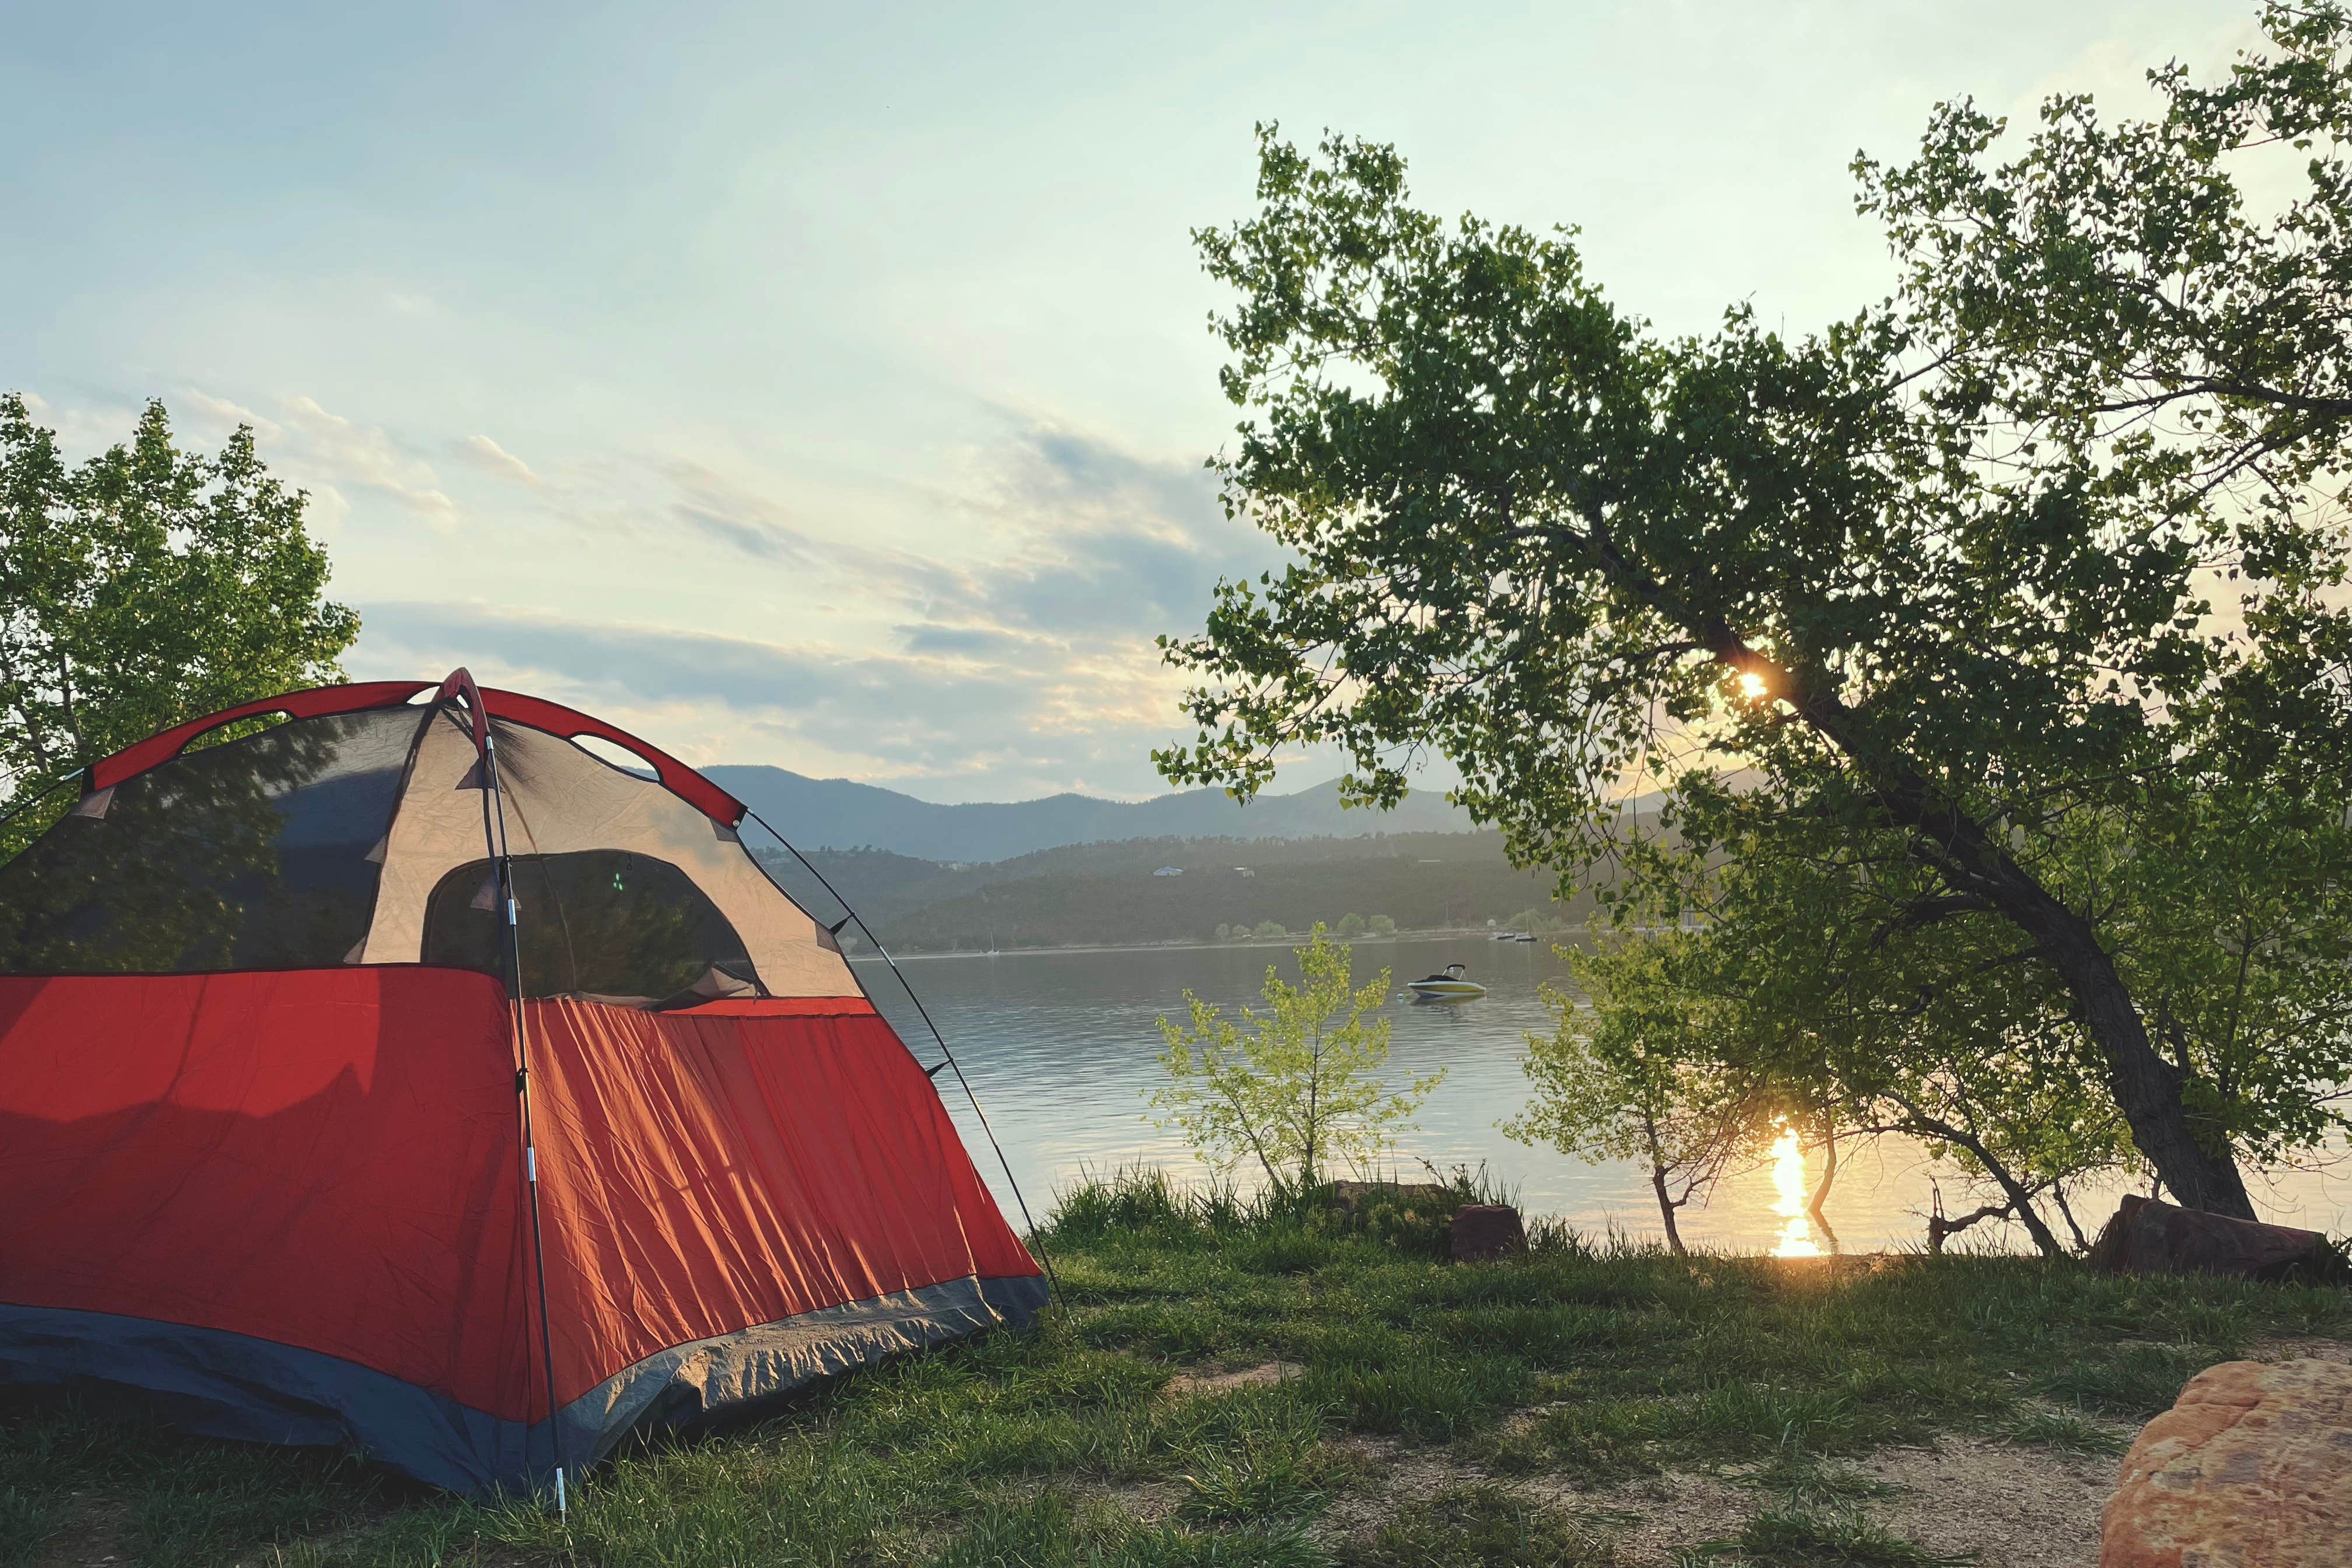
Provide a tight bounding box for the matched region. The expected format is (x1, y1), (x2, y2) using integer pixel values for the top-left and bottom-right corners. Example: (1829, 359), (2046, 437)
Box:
(6, 1171), (2348, 1567)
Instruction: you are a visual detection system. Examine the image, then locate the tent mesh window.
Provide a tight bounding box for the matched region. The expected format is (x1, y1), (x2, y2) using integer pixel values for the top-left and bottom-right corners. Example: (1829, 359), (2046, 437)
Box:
(422, 850), (761, 1006)
(0, 708), (428, 974)
(0, 696), (849, 1003)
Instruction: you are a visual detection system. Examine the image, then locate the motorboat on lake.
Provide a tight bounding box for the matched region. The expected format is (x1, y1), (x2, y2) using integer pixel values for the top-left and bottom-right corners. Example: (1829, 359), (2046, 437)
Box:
(1406, 963), (1486, 1001)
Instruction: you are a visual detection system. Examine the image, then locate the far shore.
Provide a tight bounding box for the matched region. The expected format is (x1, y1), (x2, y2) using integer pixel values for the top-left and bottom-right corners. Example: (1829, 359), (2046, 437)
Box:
(850, 925), (1598, 961)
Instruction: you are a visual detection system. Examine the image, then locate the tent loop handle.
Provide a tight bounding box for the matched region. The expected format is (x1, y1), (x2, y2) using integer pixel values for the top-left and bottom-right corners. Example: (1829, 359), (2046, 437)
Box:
(738, 807), (1062, 1308)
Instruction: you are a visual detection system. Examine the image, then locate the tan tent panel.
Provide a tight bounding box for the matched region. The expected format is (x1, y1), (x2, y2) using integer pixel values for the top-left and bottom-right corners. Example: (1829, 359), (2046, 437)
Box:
(4, 671), (858, 1007)
(359, 709), (856, 999)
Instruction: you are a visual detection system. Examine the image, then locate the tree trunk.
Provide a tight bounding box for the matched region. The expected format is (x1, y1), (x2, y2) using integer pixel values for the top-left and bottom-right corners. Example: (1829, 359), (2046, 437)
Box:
(1812, 690), (2256, 1219)
(1929, 1197), (2013, 1255)
(1981, 873), (2255, 1219)
(1807, 1121), (1838, 1225)
(1972, 1166), (2064, 1261)
(1301, 1042), (1320, 1190)
(1897, 1097), (2068, 1258)
(1651, 1163), (1687, 1256)
(2050, 1183), (2092, 1255)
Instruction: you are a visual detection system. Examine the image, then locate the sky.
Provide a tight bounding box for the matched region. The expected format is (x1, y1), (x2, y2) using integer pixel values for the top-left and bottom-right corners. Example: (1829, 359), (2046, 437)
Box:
(1, 1), (2267, 802)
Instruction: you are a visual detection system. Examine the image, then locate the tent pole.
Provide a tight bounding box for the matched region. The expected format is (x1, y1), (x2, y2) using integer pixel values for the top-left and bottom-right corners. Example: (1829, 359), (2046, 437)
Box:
(466, 706), (570, 1519)
(738, 808), (1061, 1306)
(0, 769), (84, 843)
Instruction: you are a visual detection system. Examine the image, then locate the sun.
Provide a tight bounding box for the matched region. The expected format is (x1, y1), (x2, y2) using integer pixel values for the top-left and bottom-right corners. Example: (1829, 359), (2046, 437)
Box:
(1738, 671), (1769, 701)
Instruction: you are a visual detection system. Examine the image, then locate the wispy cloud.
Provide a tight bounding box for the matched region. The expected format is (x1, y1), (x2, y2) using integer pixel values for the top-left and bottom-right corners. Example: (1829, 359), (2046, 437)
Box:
(454, 433), (542, 488)
(657, 460), (824, 562)
(435, 417), (1290, 791)
(180, 390), (461, 531)
(670, 502), (814, 561)
(353, 596), (1205, 797)
(894, 622), (1063, 659)
(922, 419), (1279, 641)
(276, 396), (460, 528)
(656, 460), (981, 600)
(62, 388), (1283, 796)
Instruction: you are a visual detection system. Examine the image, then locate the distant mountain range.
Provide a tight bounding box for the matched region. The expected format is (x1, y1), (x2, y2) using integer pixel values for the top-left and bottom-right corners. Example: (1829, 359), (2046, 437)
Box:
(701, 766), (1478, 863)
(780, 832), (1583, 953)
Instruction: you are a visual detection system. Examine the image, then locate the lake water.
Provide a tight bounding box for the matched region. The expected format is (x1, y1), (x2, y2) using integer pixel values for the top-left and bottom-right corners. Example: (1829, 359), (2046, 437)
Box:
(858, 936), (2352, 1253)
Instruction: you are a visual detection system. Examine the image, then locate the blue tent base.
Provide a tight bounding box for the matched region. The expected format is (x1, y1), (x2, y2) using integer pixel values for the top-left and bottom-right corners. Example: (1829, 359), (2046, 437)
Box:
(0, 1272), (1049, 1497)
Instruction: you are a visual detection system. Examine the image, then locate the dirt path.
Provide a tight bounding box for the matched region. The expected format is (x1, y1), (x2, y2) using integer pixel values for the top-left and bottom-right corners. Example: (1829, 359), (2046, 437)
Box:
(32, 1495), (128, 1568)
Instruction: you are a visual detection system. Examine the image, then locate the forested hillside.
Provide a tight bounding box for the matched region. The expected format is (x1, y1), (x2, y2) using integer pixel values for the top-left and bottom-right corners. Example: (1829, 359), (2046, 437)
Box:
(766, 832), (1592, 952)
(708, 765), (1474, 862)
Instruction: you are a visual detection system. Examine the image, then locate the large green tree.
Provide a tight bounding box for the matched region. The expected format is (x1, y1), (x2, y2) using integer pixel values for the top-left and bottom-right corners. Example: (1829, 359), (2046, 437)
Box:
(1158, 10), (2352, 1217)
(0, 394), (358, 846)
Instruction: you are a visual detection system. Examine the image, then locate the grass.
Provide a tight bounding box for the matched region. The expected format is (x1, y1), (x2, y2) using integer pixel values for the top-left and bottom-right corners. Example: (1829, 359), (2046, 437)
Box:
(3, 1166), (2346, 1566)
(926, 1488), (1326, 1568)
(1739, 1452), (1900, 1507)
(1336, 1483), (1616, 1567)
(1695, 1507), (1978, 1566)
(1998, 1408), (2130, 1458)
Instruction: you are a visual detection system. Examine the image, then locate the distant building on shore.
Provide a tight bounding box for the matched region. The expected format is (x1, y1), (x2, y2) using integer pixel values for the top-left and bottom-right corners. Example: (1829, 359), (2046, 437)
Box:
(1153, 866), (1184, 877)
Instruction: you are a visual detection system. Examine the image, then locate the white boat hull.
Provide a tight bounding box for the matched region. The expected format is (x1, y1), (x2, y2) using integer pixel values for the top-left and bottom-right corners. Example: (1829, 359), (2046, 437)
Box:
(1407, 980), (1486, 999)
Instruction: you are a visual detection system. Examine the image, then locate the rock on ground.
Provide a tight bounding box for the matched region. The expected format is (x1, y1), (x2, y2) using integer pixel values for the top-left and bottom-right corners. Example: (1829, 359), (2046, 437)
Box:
(2088, 1194), (2332, 1281)
(1449, 1204), (1526, 1263)
(2101, 1357), (2352, 1567)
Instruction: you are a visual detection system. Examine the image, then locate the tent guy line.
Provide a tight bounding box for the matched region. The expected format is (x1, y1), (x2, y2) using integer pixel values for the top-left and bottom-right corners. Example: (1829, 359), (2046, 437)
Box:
(744, 803), (1063, 1307)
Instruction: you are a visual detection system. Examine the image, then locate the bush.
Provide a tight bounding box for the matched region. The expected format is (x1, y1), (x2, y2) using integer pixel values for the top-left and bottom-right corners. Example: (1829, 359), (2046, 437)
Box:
(1048, 1167), (1205, 1244)
(1151, 929), (1439, 1192)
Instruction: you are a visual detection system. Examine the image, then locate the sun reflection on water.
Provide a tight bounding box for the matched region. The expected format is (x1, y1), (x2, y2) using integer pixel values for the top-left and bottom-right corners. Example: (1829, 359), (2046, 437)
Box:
(1770, 1121), (1823, 1258)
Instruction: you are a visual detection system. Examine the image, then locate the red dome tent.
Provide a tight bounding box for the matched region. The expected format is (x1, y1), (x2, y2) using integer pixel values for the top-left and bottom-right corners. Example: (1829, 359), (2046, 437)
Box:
(0, 673), (1046, 1497)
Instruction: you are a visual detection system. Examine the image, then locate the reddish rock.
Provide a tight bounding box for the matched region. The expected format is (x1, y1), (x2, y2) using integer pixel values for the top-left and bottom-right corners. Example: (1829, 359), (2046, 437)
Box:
(2101, 1357), (2352, 1567)
(2087, 1194), (2331, 1282)
(1449, 1203), (1525, 1264)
